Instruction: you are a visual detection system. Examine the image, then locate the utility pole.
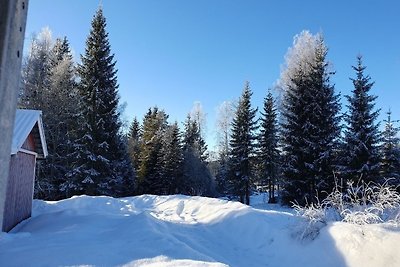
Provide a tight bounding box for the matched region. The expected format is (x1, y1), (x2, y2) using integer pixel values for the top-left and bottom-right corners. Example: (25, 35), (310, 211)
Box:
(0, 0), (29, 231)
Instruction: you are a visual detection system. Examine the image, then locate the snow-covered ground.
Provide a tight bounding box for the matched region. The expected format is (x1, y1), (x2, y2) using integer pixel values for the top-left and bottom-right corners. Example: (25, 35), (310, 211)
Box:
(1, 194), (400, 267)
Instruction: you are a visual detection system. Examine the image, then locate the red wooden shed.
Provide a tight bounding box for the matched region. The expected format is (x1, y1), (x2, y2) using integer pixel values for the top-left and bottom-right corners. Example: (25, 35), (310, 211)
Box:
(2, 109), (47, 232)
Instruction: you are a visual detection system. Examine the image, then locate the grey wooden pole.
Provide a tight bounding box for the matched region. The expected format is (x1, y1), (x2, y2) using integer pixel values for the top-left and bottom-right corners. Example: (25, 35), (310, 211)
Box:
(0, 0), (29, 232)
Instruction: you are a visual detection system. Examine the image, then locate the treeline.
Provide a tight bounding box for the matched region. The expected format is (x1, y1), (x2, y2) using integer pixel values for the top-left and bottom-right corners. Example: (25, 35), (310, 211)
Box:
(19, 8), (215, 200)
(128, 109), (214, 196)
(213, 31), (400, 205)
(21, 8), (400, 205)
(20, 9), (134, 199)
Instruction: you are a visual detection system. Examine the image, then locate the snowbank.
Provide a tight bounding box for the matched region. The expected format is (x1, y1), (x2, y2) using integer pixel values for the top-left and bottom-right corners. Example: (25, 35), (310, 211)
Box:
(0, 195), (399, 266)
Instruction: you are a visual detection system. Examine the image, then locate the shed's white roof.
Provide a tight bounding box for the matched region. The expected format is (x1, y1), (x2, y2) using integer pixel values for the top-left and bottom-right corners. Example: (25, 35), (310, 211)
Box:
(11, 109), (48, 158)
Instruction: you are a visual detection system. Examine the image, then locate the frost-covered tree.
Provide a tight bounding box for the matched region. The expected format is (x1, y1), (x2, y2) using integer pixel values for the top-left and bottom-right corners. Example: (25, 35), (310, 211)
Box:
(215, 101), (234, 156)
(19, 27), (53, 111)
(190, 101), (207, 139)
(280, 33), (341, 205)
(342, 56), (380, 184)
(215, 101), (234, 195)
(258, 90), (280, 203)
(277, 30), (319, 111)
(380, 110), (400, 185)
(44, 37), (81, 199)
(74, 8), (134, 196)
(20, 29), (53, 198)
(20, 29), (81, 200)
(228, 82), (257, 205)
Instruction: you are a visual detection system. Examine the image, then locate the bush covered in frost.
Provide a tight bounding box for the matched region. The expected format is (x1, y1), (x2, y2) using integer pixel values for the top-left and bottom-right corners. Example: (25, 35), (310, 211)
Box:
(292, 179), (400, 240)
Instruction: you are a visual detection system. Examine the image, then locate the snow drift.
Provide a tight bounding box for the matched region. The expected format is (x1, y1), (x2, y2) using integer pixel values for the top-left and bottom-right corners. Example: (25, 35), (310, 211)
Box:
(1, 195), (400, 267)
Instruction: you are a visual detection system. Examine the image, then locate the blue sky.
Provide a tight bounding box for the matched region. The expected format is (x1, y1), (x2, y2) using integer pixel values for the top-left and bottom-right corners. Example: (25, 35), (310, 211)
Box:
(25, 0), (400, 150)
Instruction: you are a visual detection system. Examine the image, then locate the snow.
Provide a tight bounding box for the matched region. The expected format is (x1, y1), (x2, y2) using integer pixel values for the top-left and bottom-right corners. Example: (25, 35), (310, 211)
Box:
(1, 194), (400, 267)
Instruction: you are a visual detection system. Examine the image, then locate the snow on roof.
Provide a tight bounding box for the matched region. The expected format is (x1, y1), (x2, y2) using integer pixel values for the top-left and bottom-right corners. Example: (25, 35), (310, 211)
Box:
(11, 109), (48, 158)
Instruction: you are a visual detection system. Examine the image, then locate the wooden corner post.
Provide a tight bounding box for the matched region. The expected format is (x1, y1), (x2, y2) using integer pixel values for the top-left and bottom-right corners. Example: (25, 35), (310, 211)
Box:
(0, 0), (29, 232)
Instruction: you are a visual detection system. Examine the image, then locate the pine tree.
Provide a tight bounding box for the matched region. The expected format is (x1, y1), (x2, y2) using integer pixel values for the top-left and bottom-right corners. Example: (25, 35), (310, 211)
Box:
(342, 56), (381, 184)
(280, 35), (341, 205)
(228, 82), (257, 205)
(380, 110), (400, 185)
(75, 8), (134, 196)
(259, 90), (280, 203)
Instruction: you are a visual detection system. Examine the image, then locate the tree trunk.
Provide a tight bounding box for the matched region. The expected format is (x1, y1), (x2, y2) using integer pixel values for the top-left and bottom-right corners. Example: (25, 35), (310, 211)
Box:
(245, 180), (250, 205)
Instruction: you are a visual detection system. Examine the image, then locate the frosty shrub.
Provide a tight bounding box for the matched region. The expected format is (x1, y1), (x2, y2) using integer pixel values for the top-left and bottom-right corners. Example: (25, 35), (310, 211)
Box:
(292, 179), (400, 240)
(326, 179), (400, 225)
(387, 212), (400, 227)
(292, 201), (327, 241)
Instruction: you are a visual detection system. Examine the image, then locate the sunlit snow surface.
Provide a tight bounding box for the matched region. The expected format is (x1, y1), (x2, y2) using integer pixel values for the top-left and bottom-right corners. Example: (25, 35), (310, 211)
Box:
(1, 194), (400, 267)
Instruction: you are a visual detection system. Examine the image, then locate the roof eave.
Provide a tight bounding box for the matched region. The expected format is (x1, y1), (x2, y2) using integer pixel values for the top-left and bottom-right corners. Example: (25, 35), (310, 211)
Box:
(37, 113), (48, 158)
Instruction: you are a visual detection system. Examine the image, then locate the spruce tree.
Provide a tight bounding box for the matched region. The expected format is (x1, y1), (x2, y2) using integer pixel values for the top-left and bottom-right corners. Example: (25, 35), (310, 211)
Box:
(182, 115), (214, 196)
(46, 37), (81, 199)
(308, 38), (341, 193)
(228, 82), (257, 205)
(281, 36), (341, 205)
(183, 115), (208, 161)
(259, 90), (280, 203)
(380, 110), (400, 185)
(342, 56), (380, 184)
(281, 69), (310, 204)
(137, 107), (168, 194)
(161, 122), (184, 194)
(127, 117), (141, 172)
(215, 153), (230, 196)
(75, 8), (134, 196)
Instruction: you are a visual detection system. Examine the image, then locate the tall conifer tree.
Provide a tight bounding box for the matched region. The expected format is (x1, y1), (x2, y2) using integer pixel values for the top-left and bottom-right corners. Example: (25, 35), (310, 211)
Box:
(75, 8), (134, 196)
(127, 117), (141, 172)
(259, 91), (280, 203)
(380, 110), (400, 185)
(228, 82), (257, 205)
(137, 107), (168, 194)
(182, 115), (214, 196)
(162, 122), (184, 194)
(342, 56), (380, 184)
(46, 37), (81, 199)
(281, 36), (341, 205)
